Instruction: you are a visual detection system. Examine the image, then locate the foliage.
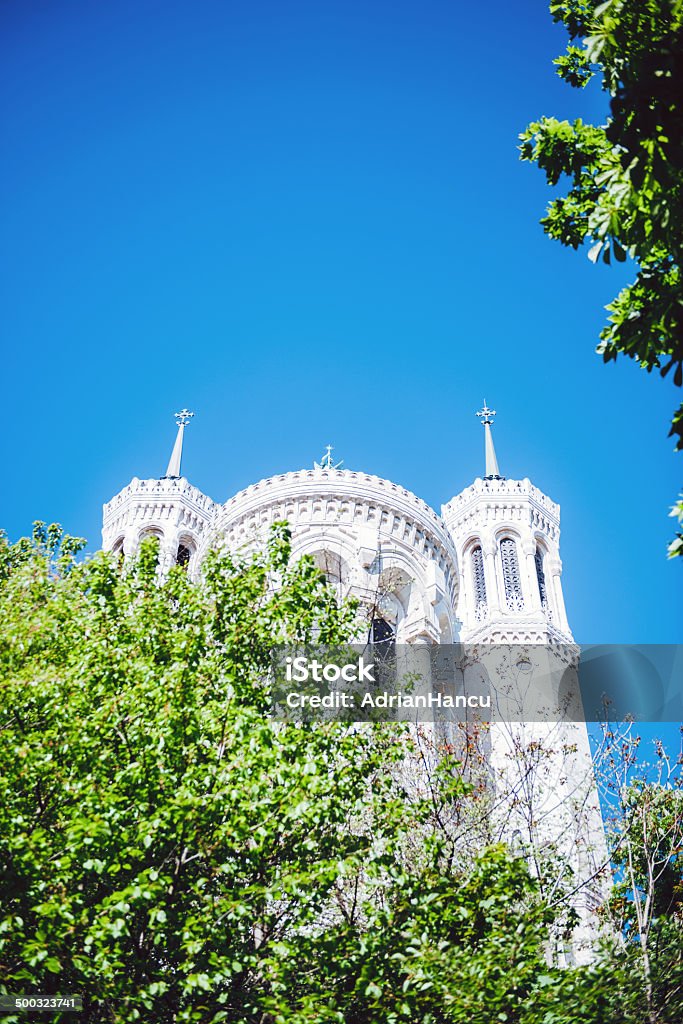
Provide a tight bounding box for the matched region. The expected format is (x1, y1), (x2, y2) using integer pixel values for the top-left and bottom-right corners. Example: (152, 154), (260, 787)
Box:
(609, 784), (683, 930)
(668, 495), (683, 557)
(593, 723), (683, 1022)
(4, 524), (682, 1021)
(524, 726), (683, 1024)
(266, 846), (556, 1024)
(607, 785), (683, 1023)
(520, 1), (683, 552)
(0, 523), (571, 1024)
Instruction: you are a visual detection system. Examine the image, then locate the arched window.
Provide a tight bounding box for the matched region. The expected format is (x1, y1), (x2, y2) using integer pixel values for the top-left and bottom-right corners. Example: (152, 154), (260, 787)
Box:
(138, 530), (162, 567)
(176, 543), (193, 568)
(371, 617), (396, 661)
(471, 545), (487, 619)
(535, 546), (547, 606)
(139, 529), (163, 542)
(500, 537), (524, 610)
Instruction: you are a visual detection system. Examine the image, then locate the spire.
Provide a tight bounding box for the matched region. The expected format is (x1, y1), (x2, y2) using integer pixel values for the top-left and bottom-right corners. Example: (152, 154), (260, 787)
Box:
(163, 409), (195, 478)
(476, 401), (502, 479)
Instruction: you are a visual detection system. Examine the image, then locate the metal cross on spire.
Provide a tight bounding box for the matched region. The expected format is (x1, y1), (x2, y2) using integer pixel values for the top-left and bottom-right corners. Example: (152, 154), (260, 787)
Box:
(476, 400), (502, 479)
(163, 409), (195, 478)
(314, 444), (343, 470)
(174, 409), (195, 428)
(476, 400), (496, 427)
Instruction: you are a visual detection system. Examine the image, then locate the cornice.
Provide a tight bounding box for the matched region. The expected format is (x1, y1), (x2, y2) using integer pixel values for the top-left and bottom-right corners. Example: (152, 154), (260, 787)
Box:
(442, 477), (561, 543)
(103, 477), (218, 528)
(221, 468), (442, 524)
(216, 468), (459, 564)
(462, 619), (574, 645)
(443, 477), (559, 522)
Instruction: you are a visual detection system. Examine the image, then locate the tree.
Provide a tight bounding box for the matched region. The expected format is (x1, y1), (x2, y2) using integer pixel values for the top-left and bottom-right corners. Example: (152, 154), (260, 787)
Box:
(520, 0), (683, 555)
(9, 524), (683, 1021)
(0, 523), (571, 1024)
(594, 723), (683, 1023)
(514, 725), (683, 1024)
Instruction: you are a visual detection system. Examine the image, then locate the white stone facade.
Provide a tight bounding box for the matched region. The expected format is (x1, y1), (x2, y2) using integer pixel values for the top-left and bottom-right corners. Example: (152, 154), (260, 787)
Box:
(103, 465), (571, 648)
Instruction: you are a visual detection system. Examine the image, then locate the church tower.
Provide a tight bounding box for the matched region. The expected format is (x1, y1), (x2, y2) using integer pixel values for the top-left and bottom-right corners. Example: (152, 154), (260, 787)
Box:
(101, 410), (217, 574)
(442, 403), (571, 643)
(438, 405), (606, 962)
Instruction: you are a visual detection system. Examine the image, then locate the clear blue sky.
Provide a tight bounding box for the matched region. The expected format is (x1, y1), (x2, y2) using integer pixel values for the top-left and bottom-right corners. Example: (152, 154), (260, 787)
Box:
(1, 0), (681, 645)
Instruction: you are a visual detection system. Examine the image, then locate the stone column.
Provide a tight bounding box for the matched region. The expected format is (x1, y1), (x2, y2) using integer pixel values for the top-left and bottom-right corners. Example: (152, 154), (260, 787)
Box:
(123, 528), (138, 562)
(483, 540), (501, 615)
(547, 556), (569, 633)
(522, 540), (542, 612)
(160, 533), (179, 574)
(458, 564), (469, 625)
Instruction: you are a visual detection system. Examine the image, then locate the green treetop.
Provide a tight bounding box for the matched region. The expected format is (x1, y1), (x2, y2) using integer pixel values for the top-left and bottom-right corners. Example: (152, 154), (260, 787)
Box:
(520, 1), (683, 555)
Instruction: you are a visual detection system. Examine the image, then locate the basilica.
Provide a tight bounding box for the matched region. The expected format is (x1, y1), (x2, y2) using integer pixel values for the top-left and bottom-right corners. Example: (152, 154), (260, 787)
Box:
(102, 405), (572, 648)
(101, 406), (607, 962)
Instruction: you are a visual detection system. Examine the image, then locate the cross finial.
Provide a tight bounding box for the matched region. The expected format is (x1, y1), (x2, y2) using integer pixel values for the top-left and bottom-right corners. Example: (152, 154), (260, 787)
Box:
(476, 400), (496, 427)
(164, 409), (195, 478)
(314, 444), (343, 470)
(475, 400), (502, 478)
(174, 409), (195, 427)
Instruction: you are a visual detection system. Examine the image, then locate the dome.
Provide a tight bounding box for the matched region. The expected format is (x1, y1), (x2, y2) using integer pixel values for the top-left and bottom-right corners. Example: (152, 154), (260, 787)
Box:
(204, 467), (461, 643)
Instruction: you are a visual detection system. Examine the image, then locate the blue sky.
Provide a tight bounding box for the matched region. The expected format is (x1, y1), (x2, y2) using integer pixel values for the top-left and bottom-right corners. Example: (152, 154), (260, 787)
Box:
(1, 0), (681, 646)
